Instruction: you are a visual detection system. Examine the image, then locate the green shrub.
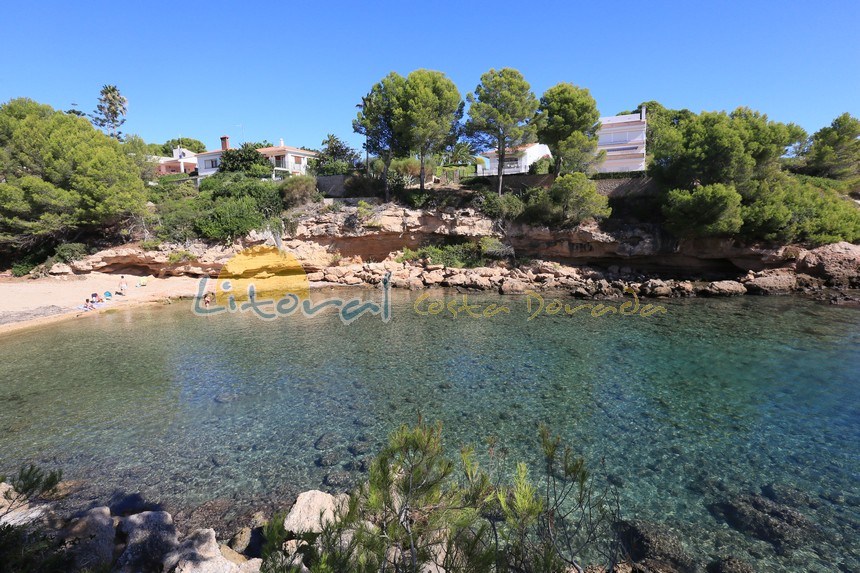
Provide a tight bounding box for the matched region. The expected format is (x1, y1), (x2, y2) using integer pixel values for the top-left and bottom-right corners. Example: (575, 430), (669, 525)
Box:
(11, 260), (37, 277)
(528, 156), (553, 175)
(549, 173), (611, 225)
(480, 191), (525, 220)
(167, 250), (197, 264)
(663, 183), (744, 237)
(356, 200), (374, 221)
(196, 196), (264, 242)
(258, 420), (619, 573)
(280, 175), (319, 208)
(398, 242), (484, 268)
(479, 236), (514, 259)
(53, 242), (87, 262)
(139, 239), (161, 251)
(158, 196), (204, 243)
(344, 175), (384, 198)
(520, 187), (562, 226)
(394, 187), (430, 209)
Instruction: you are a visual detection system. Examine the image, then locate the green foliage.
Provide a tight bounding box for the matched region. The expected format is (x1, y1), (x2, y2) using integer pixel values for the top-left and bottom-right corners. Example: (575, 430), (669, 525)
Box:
(549, 173), (611, 224)
(89, 84), (127, 140)
(309, 134), (360, 175)
(11, 259), (37, 276)
(53, 242), (87, 262)
(196, 196), (264, 242)
(354, 73), (410, 200)
(200, 173), (282, 217)
(465, 68), (540, 195)
(802, 112), (860, 180)
(139, 239), (161, 251)
(480, 190), (525, 221)
(556, 131), (604, 175)
(528, 156), (552, 175)
(260, 420), (620, 573)
(0, 98), (147, 254)
(535, 82), (600, 175)
(356, 200), (374, 222)
(167, 250), (196, 264)
(663, 183), (744, 237)
(344, 175), (385, 198)
(219, 142), (273, 174)
(399, 69), (463, 190)
(156, 137), (207, 155)
(123, 134), (158, 182)
(399, 242), (485, 268)
(280, 175), (319, 208)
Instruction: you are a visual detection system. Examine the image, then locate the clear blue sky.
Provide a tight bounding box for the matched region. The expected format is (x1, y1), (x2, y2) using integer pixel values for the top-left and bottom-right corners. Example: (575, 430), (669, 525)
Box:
(1, 0), (857, 151)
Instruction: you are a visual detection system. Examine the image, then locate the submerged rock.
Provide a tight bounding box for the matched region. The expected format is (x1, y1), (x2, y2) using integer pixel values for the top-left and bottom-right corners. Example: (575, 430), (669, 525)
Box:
(314, 433), (337, 450)
(109, 492), (162, 516)
(315, 452), (341, 467)
(706, 556), (755, 573)
(615, 520), (695, 573)
(708, 494), (818, 553)
(323, 471), (352, 488)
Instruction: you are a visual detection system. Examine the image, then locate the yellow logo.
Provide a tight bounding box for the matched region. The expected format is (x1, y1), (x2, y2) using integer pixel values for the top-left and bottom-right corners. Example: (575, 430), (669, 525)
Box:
(214, 245), (309, 306)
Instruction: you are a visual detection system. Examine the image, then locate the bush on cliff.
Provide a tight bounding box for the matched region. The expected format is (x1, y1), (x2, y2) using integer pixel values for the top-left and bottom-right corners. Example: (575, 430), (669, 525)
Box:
(663, 183), (744, 238)
(280, 175), (320, 208)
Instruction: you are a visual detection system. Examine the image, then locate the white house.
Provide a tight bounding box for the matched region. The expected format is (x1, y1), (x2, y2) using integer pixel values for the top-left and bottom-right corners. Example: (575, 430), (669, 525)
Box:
(196, 136), (317, 179)
(476, 107), (647, 175)
(478, 143), (552, 175)
(196, 136), (231, 178)
(152, 147), (198, 176)
(596, 107), (647, 173)
(256, 139), (317, 177)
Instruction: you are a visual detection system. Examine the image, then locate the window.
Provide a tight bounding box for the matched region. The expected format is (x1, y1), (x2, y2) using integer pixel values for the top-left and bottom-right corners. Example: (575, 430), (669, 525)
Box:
(206, 159), (219, 169)
(293, 156), (303, 165)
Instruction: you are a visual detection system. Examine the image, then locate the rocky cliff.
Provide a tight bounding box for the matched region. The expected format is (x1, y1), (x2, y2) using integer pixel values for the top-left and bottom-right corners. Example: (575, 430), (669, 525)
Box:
(47, 204), (859, 291)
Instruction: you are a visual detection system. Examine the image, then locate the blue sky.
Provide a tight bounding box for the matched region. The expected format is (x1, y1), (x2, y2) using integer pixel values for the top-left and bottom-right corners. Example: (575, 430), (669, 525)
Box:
(1, 1), (857, 152)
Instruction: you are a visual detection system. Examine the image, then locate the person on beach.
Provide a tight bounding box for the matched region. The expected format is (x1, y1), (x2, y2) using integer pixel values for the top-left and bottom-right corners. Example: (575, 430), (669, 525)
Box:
(203, 293), (213, 308)
(117, 276), (128, 295)
(84, 299), (95, 310)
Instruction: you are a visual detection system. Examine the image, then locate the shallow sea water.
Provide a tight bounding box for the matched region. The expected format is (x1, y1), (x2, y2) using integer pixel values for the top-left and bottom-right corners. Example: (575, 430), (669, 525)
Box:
(0, 290), (857, 570)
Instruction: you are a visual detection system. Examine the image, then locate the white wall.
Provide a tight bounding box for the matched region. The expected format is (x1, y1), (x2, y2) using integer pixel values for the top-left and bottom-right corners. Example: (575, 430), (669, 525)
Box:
(197, 151), (223, 177)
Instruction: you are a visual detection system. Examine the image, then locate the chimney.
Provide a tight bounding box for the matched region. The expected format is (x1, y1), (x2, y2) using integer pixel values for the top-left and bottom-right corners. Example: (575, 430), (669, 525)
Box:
(220, 135), (230, 150)
(640, 106), (646, 121)
(279, 138), (284, 147)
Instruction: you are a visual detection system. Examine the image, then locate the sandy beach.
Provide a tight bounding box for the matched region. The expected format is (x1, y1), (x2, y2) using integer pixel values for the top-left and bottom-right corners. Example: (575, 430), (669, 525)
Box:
(0, 273), (211, 335)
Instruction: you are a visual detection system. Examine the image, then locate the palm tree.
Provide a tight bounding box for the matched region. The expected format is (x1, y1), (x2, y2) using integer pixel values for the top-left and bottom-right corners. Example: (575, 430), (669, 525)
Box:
(444, 141), (478, 165)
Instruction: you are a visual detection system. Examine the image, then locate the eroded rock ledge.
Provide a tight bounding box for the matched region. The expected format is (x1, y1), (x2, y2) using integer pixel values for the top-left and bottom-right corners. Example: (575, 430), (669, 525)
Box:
(45, 205), (859, 296)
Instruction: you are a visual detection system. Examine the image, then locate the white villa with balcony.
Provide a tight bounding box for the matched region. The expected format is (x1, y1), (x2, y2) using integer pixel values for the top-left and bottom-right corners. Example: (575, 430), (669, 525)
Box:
(477, 107), (647, 175)
(196, 136), (317, 179)
(256, 139), (318, 177)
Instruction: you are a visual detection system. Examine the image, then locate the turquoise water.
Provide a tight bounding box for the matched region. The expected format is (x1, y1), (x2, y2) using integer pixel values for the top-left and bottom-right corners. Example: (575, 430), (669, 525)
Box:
(0, 290), (858, 570)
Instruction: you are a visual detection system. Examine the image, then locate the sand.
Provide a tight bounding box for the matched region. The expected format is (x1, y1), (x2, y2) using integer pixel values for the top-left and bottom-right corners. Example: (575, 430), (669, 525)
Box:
(0, 273), (212, 334)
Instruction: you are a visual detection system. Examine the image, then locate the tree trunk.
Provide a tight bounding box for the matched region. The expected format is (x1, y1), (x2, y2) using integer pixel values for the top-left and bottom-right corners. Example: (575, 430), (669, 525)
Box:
(554, 149), (563, 176)
(419, 151), (426, 192)
(383, 159), (391, 203)
(497, 142), (505, 196)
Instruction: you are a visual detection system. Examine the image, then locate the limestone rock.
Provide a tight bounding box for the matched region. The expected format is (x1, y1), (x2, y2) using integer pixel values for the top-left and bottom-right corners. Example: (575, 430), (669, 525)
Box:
(116, 511), (179, 572)
(282, 490), (348, 534)
(49, 262), (73, 275)
(163, 528), (238, 573)
(797, 241), (860, 286)
(499, 278), (528, 295)
(62, 506), (115, 571)
(701, 280), (747, 296)
(743, 269), (797, 294)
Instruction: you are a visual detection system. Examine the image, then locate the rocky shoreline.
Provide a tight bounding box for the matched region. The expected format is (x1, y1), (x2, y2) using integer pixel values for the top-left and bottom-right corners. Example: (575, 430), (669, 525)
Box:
(33, 204), (859, 307)
(6, 471), (852, 573)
